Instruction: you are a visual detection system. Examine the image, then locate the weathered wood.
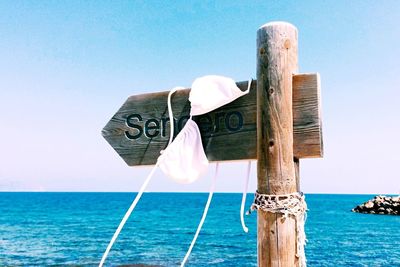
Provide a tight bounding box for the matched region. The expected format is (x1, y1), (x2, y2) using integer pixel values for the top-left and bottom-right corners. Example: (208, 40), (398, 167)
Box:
(102, 75), (322, 166)
(293, 73), (323, 158)
(256, 21), (299, 266)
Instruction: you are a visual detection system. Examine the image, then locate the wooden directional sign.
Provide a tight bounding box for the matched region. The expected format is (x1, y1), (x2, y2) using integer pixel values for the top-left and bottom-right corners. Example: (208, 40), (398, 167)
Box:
(102, 73), (323, 166)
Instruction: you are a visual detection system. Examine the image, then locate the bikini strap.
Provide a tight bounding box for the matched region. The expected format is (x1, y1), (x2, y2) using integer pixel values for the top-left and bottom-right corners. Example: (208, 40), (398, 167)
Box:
(180, 162), (219, 266)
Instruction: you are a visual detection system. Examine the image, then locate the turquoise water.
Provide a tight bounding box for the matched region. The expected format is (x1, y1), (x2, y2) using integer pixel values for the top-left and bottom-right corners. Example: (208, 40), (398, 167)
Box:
(0, 193), (399, 266)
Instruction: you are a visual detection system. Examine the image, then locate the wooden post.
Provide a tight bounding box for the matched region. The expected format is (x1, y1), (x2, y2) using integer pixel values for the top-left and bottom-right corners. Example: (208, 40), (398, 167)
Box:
(256, 22), (299, 266)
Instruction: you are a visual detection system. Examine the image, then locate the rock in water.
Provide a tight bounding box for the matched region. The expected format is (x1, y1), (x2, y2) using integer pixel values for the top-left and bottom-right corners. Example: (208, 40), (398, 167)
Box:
(352, 195), (400, 215)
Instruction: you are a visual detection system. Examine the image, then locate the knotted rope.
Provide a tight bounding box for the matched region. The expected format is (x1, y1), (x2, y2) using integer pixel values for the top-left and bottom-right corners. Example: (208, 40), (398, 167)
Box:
(248, 191), (307, 267)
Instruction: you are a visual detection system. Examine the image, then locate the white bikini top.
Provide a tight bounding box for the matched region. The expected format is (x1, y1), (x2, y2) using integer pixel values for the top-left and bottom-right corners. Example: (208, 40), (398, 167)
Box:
(99, 75), (252, 267)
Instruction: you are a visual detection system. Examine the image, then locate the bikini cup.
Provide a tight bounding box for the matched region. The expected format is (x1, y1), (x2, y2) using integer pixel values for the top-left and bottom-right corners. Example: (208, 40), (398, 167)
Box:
(158, 118), (208, 184)
(190, 75), (250, 116)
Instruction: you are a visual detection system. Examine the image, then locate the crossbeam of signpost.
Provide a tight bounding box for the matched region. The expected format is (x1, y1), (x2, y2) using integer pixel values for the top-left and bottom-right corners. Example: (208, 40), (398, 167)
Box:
(102, 74), (322, 166)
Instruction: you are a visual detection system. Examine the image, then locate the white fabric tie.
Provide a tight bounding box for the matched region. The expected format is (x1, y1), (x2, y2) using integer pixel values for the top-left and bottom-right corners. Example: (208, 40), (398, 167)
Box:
(99, 164), (158, 267)
(167, 87), (185, 146)
(240, 161), (251, 233)
(180, 163), (219, 267)
(99, 87), (184, 267)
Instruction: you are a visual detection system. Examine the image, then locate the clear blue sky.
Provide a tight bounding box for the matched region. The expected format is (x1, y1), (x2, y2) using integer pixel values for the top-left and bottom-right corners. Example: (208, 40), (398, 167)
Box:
(0, 1), (399, 193)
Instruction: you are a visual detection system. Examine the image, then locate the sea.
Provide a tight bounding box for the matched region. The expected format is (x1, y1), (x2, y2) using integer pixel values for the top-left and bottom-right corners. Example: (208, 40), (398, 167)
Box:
(0, 193), (399, 267)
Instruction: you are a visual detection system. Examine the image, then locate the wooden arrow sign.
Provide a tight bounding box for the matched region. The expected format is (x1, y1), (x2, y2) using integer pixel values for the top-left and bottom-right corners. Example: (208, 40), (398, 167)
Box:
(102, 73), (323, 166)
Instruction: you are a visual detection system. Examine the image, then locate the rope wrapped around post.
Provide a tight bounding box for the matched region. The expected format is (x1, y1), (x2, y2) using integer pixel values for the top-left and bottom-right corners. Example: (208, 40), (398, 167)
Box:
(248, 191), (308, 267)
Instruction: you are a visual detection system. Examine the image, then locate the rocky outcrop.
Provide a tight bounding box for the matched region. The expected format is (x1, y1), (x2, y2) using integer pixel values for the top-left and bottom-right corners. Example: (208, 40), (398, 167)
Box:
(352, 195), (400, 215)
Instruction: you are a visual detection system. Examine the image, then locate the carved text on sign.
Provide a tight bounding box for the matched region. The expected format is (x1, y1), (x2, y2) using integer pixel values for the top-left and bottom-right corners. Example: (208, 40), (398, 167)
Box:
(125, 111), (244, 140)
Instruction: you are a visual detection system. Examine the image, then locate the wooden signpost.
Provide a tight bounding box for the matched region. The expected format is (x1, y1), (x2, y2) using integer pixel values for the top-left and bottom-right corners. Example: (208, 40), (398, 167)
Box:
(102, 22), (323, 267)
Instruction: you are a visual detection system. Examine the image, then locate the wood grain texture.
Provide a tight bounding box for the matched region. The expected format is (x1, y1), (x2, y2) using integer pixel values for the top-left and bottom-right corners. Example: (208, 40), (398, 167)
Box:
(102, 75), (322, 166)
(256, 21), (298, 266)
(293, 73), (323, 158)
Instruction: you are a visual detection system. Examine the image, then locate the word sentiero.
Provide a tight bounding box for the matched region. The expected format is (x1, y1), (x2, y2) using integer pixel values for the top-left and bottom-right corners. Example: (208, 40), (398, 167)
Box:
(124, 111), (244, 140)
